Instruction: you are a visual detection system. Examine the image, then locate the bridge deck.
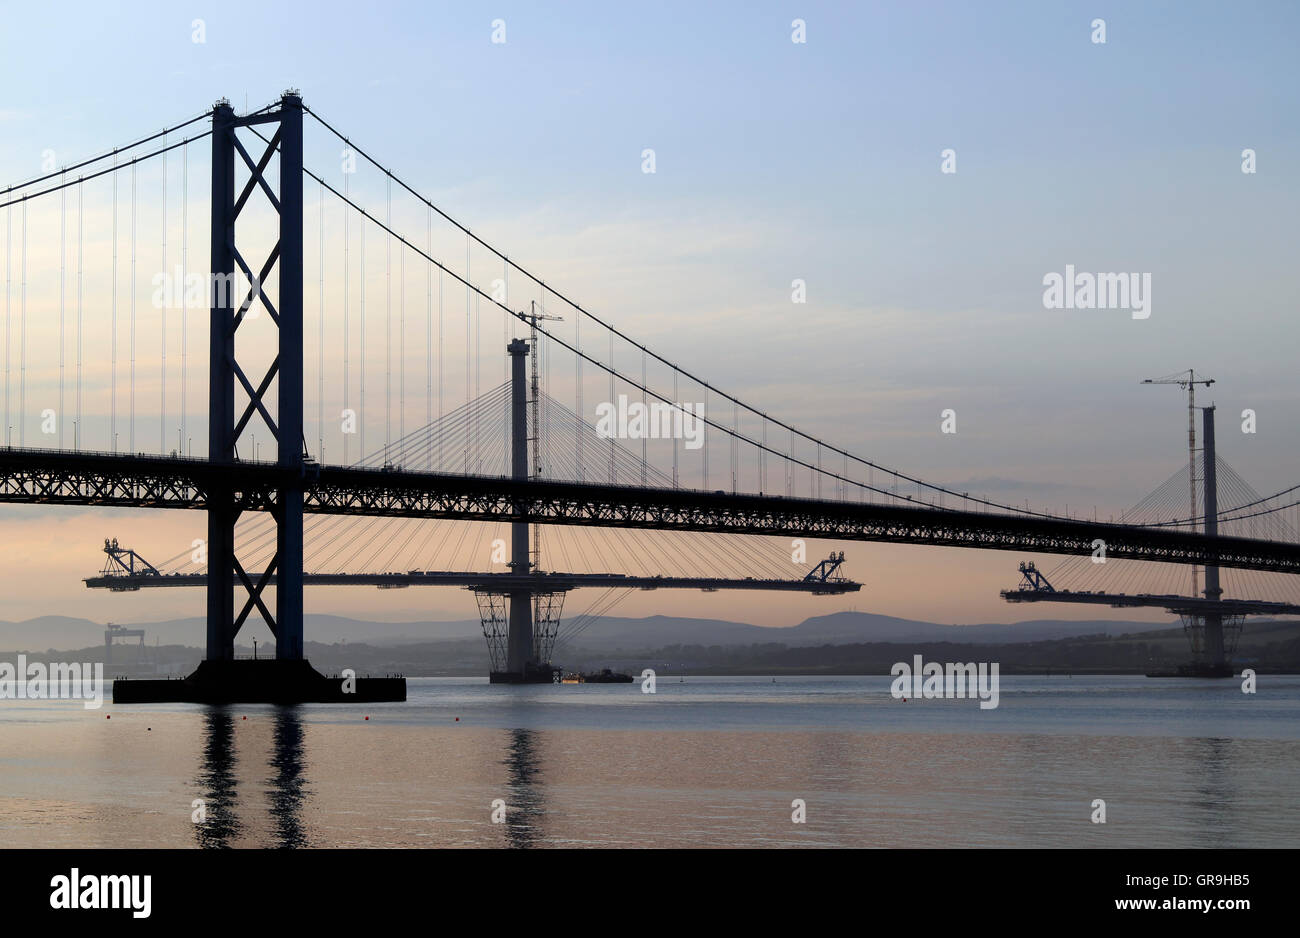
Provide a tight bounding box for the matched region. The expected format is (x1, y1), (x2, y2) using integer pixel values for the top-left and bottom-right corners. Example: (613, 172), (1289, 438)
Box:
(86, 570), (860, 594)
(1001, 588), (1300, 617)
(4, 447), (1300, 574)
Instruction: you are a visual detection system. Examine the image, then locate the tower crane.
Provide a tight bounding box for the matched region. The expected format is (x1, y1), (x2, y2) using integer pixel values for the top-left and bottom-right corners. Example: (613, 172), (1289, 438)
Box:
(1142, 369), (1215, 597)
(522, 301), (563, 574)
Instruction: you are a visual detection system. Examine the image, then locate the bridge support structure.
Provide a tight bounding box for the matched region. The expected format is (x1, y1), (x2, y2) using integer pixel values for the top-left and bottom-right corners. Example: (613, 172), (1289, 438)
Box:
(484, 339), (560, 683)
(115, 92), (402, 703)
(476, 586), (566, 682)
(1178, 405), (1237, 676)
(206, 92), (306, 662)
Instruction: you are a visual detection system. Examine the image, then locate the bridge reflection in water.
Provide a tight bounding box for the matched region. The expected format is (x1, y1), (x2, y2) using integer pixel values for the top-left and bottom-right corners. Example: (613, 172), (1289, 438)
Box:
(194, 710), (243, 849)
(1, 677), (1293, 848)
(192, 708), (548, 849)
(501, 729), (546, 849)
(194, 708), (312, 849)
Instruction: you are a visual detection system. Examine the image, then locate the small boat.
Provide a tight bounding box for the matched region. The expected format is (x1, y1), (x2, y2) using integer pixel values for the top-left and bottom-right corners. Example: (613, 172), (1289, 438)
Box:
(1146, 662), (1234, 678)
(562, 668), (634, 684)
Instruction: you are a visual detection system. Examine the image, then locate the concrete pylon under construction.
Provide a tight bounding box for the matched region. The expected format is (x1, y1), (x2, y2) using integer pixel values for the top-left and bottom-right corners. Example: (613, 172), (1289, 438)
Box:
(1201, 405), (1227, 671)
(505, 338), (535, 676)
(478, 338), (564, 683)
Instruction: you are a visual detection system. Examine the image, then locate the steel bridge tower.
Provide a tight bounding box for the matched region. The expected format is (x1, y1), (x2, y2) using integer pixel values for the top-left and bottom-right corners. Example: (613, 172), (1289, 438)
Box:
(114, 93), (404, 702)
(207, 92), (305, 663)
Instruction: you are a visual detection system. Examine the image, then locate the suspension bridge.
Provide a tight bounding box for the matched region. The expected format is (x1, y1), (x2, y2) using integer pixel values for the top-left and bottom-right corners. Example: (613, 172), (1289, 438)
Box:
(3, 92), (1299, 699)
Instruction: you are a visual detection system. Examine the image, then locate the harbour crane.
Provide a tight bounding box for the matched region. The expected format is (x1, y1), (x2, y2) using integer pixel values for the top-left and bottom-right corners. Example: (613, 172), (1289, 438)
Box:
(104, 622), (148, 666)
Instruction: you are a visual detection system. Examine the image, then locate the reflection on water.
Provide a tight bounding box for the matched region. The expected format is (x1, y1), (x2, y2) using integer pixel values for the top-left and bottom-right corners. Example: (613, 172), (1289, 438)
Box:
(195, 709), (240, 849)
(1, 676), (1298, 847)
(1189, 737), (1235, 849)
(501, 729), (545, 848)
(269, 708), (310, 848)
(194, 708), (553, 848)
(195, 706), (311, 848)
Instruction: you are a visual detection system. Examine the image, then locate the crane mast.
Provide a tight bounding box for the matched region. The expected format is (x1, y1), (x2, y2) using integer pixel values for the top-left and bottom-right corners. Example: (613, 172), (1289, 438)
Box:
(1142, 369), (1215, 597)
(524, 301), (563, 574)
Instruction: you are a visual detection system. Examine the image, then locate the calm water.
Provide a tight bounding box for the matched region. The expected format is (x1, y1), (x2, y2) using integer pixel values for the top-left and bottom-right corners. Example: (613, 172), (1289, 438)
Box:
(1, 675), (1297, 848)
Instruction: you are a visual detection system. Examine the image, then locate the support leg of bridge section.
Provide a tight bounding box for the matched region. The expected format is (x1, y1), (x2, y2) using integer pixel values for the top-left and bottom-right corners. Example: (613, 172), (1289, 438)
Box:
(1203, 612), (1225, 669)
(206, 99), (238, 662)
(506, 588), (534, 675)
(276, 93), (305, 661)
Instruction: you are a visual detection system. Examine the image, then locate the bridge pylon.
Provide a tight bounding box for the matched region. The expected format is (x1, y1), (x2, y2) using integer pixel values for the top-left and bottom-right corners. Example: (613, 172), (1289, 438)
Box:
(487, 339), (560, 683)
(206, 92), (305, 663)
(114, 93), (403, 703)
(1189, 405), (1233, 674)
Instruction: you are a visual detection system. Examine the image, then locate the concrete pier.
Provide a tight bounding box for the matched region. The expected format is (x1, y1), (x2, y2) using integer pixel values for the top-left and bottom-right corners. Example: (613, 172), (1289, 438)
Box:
(113, 659), (405, 704)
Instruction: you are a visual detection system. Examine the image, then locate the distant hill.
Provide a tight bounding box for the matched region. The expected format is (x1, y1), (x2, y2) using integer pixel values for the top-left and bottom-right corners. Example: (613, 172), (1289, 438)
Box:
(20, 618), (1300, 676)
(778, 611), (1176, 645)
(0, 608), (1185, 655)
(0, 613), (483, 652)
(515, 610), (1178, 650)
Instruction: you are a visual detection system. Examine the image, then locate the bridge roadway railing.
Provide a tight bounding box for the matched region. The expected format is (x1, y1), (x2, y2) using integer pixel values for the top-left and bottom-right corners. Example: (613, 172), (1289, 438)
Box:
(3, 446), (1300, 575)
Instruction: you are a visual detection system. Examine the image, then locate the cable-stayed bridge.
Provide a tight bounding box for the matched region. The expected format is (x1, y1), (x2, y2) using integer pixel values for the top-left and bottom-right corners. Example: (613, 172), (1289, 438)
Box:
(3, 92), (1299, 698)
(1001, 405), (1300, 674)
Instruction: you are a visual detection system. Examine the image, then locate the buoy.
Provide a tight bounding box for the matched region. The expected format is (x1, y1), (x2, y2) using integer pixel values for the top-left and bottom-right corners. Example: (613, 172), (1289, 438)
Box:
(454, 717), (459, 722)
(106, 715), (110, 719)
(364, 716), (369, 721)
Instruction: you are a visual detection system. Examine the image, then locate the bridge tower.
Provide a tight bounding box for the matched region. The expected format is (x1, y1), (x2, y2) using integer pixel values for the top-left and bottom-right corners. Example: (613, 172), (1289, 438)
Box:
(1177, 405), (1239, 675)
(478, 339), (561, 683)
(207, 92), (305, 663)
(114, 92), (404, 703)
(506, 338), (535, 675)
(1197, 405), (1235, 672)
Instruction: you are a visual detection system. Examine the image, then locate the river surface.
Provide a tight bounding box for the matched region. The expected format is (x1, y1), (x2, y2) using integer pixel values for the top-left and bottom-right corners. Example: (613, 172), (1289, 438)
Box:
(1, 675), (1296, 847)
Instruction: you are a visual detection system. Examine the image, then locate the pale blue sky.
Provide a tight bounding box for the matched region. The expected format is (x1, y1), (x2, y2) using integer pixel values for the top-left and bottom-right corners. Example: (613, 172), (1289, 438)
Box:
(0, 1), (1297, 628)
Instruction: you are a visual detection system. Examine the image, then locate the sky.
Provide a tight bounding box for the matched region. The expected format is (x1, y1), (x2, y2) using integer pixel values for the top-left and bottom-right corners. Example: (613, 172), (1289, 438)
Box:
(0, 1), (1298, 639)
